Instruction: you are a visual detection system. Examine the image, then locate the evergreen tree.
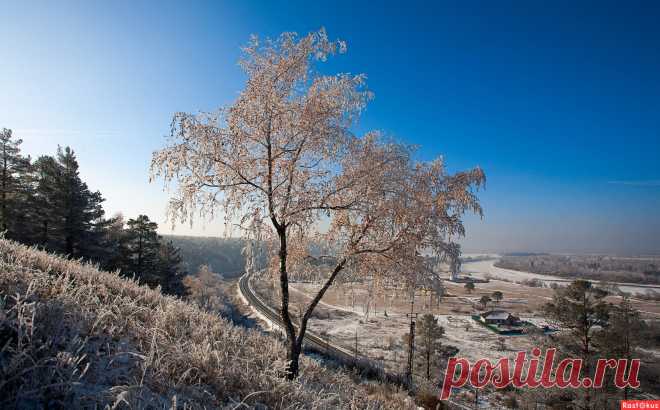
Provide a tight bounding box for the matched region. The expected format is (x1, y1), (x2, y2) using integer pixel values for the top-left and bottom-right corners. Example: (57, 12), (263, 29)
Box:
(123, 215), (185, 294)
(544, 280), (610, 408)
(56, 147), (106, 258)
(157, 240), (185, 295)
(0, 128), (32, 240)
(416, 313), (445, 380)
(401, 315), (446, 380)
(99, 214), (129, 272)
(124, 215), (161, 284)
(595, 297), (645, 400)
(29, 148), (106, 258)
(86, 214), (124, 269)
(479, 295), (492, 309)
(0, 135), (186, 296)
(32, 155), (63, 249)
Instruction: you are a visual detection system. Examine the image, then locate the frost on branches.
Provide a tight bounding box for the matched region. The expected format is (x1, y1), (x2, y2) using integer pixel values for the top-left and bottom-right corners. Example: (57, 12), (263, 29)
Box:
(151, 28), (485, 379)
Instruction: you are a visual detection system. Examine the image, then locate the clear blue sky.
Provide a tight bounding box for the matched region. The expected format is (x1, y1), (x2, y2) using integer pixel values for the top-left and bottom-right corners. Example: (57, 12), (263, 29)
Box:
(1, 1), (659, 254)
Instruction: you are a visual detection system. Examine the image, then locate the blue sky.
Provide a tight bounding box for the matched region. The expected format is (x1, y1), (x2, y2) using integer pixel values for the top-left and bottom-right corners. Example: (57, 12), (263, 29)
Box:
(1, 1), (659, 254)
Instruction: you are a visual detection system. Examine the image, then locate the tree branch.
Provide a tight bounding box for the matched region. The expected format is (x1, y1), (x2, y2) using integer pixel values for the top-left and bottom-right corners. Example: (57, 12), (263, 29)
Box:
(296, 257), (347, 348)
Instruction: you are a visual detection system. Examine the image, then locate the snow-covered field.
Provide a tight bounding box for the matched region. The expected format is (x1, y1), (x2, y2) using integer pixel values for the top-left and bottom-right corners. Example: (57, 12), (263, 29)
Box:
(286, 281), (545, 366)
(251, 252), (659, 385)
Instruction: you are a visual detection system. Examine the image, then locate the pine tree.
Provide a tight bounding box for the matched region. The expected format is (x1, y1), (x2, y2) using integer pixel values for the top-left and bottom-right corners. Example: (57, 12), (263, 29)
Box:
(32, 155), (63, 249)
(29, 148), (106, 258)
(85, 214), (123, 269)
(56, 147), (106, 258)
(0, 135), (186, 295)
(492, 290), (503, 304)
(157, 240), (185, 295)
(99, 214), (129, 272)
(416, 313), (445, 380)
(0, 128), (32, 240)
(594, 297), (645, 400)
(544, 280), (610, 408)
(124, 215), (161, 284)
(479, 295), (492, 309)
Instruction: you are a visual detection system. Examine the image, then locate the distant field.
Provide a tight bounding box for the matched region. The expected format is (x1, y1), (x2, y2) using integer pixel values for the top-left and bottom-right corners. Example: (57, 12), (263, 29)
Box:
(495, 254), (660, 285)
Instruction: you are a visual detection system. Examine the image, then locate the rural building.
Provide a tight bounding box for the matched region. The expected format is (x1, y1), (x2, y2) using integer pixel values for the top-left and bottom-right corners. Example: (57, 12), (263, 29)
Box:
(479, 310), (521, 326)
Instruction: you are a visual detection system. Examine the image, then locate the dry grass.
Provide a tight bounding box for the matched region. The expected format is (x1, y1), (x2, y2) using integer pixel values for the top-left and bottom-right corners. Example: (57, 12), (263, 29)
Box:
(0, 239), (413, 409)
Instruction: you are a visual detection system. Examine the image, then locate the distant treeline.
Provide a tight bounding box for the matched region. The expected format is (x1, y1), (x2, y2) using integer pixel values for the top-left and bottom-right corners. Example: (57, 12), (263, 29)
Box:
(496, 254), (660, 285)
(459, 255), (498, 263)
(502, 252), (549, 257)
(0, 128), (185, 294)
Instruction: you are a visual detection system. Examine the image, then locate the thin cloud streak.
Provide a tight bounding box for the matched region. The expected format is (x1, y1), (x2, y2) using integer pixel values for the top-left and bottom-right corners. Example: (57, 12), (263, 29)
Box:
(15, 128), (119, 138)
(607, 180), (660, 187)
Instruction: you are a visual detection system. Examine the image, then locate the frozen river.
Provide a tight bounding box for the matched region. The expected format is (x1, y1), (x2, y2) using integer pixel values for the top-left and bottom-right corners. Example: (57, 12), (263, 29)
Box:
(461, 257), (660, 295)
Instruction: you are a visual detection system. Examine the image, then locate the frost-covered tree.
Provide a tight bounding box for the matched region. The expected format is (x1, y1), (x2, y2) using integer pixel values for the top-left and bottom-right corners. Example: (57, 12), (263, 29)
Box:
(151, 29), (485, 379)
(183, 265), (226, 311)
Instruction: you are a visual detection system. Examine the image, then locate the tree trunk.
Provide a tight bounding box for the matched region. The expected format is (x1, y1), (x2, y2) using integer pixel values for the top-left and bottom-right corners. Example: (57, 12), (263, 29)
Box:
(42, 220), (48, 246)
(137, 233), (143, 276)
(2, 144), (7, 233)
(276, 228), (298, 380)
(426, 349), (431, 380)
(582, 297), (591, 409)
(65, 233), (74, 257)
(287, 339), (302, 380)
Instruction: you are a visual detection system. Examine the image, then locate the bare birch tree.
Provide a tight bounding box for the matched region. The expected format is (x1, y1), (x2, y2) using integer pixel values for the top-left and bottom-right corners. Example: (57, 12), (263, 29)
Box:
(151, 29), (485, 379)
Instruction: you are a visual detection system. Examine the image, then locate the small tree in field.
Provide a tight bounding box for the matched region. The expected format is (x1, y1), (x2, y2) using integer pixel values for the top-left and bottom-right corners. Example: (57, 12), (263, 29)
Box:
(464, 281), (475, 294)
(416, 313), (445, 380)
(479, 295), (491, 309)
(492, 290), (503, 304)
(594, 297), (644, 401)
(151, 29), (485, 379)
(544, 280), (609, 407)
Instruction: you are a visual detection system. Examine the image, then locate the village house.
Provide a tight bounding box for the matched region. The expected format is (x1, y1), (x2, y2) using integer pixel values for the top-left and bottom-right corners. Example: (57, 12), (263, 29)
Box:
(479, 310), (521, 326)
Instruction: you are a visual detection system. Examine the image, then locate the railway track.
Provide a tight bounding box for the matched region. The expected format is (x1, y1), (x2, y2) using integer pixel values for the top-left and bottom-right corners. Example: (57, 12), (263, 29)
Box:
(238, 272), (473, 410)
(238, 272), (356, 361)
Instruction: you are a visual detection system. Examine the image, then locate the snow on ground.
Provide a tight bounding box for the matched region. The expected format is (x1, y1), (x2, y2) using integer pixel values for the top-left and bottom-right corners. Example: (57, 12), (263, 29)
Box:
(434, 314), (535, 363)
(280, 256), (659, 371)
(462, 259), (659, 294)
(303, 310), (539, 367)
(289, 280), (544, 367)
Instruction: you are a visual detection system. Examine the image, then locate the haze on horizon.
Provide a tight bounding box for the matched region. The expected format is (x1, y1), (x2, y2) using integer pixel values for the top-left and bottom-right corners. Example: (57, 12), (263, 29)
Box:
(1, 1), (659, 255)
